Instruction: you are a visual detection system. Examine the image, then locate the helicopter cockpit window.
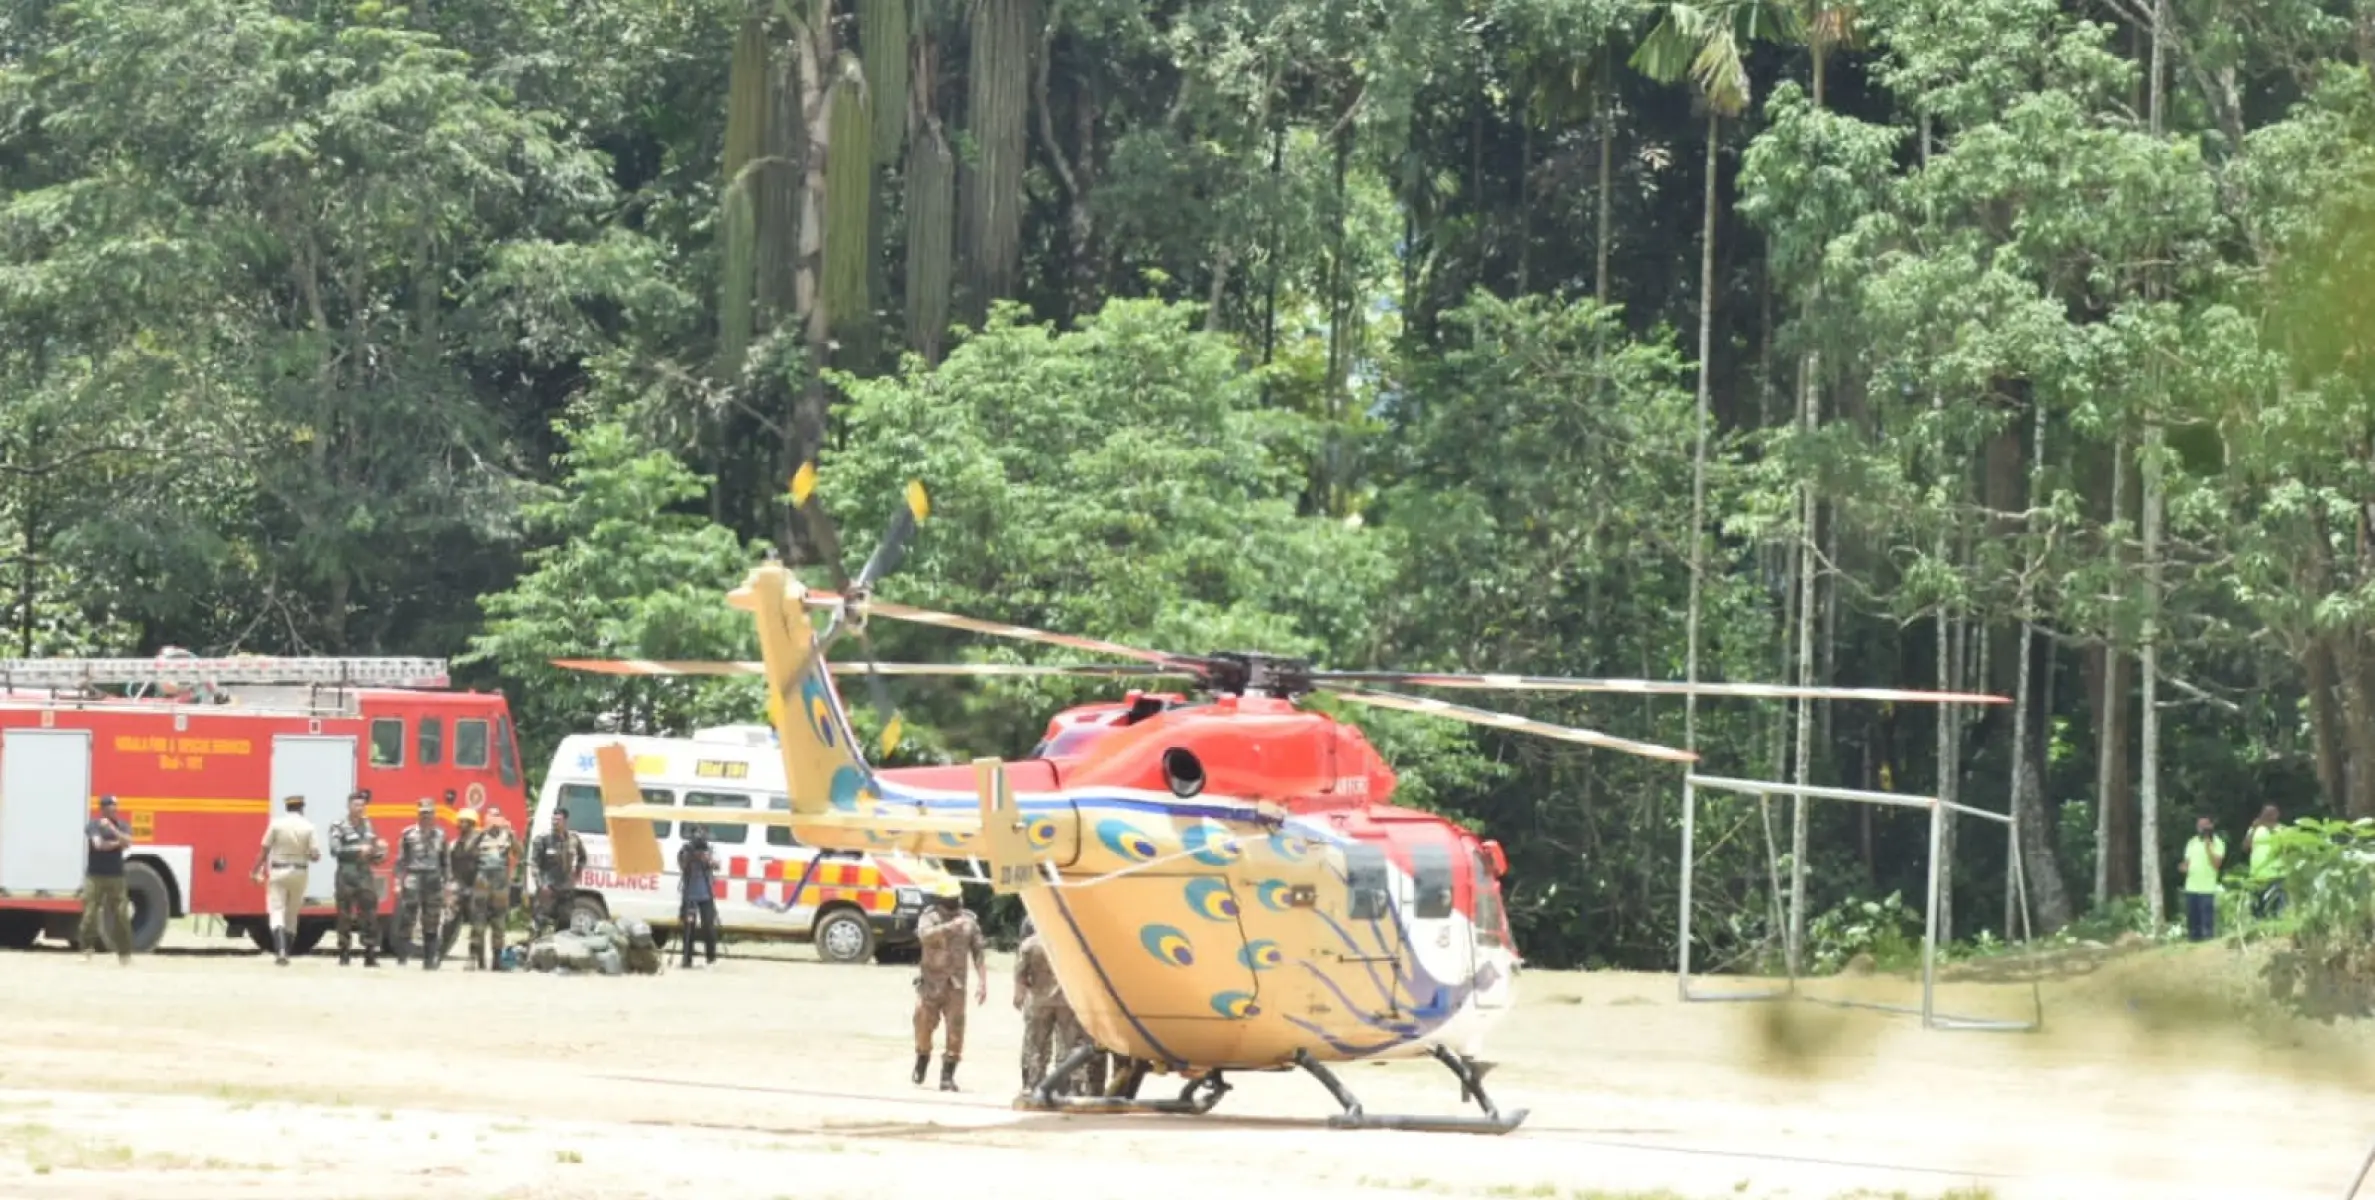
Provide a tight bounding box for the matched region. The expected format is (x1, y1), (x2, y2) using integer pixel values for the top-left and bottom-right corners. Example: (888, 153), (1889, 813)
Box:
(1411, 843), (1455, 919)
(1472, 845), (1505, 946)
(1344, 842), (1390, 921)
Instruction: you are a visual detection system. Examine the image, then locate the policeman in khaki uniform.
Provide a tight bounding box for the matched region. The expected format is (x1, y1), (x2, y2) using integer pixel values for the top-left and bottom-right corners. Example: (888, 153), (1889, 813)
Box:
(249, 795), (319, 966)
(911, 880), (986, 1092)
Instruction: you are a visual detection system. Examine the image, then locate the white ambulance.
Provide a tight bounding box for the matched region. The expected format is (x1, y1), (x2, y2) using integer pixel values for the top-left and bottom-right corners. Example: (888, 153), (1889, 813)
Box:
(530, 725), (951, 964)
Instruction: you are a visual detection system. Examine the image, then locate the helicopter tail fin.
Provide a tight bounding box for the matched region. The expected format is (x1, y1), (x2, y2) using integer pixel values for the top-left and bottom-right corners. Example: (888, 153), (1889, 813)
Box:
(732, 559), (877, 818)
(594, 743), (666, 876)
(974, 757), (1046, 895)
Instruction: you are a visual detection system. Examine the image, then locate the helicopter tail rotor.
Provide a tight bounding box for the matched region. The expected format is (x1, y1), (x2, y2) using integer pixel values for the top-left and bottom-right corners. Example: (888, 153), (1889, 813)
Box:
(785, 463), (932, 756)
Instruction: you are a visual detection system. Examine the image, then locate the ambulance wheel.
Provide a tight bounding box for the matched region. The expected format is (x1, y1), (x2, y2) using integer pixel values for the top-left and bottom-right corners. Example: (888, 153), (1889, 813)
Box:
(124, 862), (170, 953)
(813, 907), (874, 965)
(0, 913), (38, 950)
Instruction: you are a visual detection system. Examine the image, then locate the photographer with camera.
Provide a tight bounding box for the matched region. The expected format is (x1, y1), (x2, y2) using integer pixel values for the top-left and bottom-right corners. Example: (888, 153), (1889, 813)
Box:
(678, 825), (721, 968)
(2179, 812), (2226, 942)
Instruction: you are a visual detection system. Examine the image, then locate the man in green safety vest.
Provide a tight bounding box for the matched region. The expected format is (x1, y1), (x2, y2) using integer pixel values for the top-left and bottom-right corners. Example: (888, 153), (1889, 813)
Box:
(2180, 813), (2225, 941)
(2241, 804), (2286, 919)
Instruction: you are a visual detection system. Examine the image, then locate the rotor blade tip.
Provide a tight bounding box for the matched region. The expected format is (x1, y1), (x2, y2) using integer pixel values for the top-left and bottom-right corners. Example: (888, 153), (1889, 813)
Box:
(904, 480), (930, 521)
(790, 462), (818, 507)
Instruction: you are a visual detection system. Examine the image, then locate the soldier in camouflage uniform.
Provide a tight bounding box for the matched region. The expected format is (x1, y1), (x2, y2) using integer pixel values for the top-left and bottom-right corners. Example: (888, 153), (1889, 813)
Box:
(328, 791), (384, 967)
(392, 799), (448, 970)
(472, 809), (518, 967)
(911, 881), (986, 1092)
(445, 809), (485, 970)
(1013, 917), (1078, 1094)
(529, 807), (586, 939)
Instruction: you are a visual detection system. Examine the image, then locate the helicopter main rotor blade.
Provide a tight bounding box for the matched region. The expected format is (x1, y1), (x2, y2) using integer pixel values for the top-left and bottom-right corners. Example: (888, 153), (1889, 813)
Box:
(802, 595), (1197, 670)
(1312, 671), (2009, 705)
(1327, 686), (1699, 764)
(551, 658), (1193, 680)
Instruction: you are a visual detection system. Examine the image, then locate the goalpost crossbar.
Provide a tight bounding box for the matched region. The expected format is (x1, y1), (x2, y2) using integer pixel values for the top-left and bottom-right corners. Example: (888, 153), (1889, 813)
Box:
(1675, 774), (2043, 1033)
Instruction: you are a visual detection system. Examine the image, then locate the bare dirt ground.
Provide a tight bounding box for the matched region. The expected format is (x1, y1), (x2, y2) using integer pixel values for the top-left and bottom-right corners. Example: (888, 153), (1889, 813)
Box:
(0, 926), (2369, 1200)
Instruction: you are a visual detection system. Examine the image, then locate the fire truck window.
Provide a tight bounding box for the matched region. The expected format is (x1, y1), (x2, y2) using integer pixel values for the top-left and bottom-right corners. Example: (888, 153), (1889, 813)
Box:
(369, 719), (403, 768)
(1472, 846), (1505, 947)
(416, 717), (443, 767)
(455, 719), (490, 769)
(556, 784), (608, 834)
(496, 717), (520, 787)
(684, 791), (751, 845)
(764, 794), (803, 848)
(1412, 842), (1455, 920)
(1344, 842), (1390, 921)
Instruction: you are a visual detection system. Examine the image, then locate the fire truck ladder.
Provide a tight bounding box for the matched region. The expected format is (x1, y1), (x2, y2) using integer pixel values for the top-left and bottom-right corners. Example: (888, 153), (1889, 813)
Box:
(0, 656), (451, 690)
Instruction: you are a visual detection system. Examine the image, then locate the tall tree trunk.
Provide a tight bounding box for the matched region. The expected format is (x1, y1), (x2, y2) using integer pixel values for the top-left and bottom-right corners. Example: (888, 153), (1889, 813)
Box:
(2011, 397), (2074, 932)
(1594, 54), (1614, 310)
(2138, 0), (2168, 928)
(903, 30), (954, 364)
(2304, 635), (2350, 811)
(1684, 107), (1719, 758)
(959, 0), (1028, 323)
(2091, 435), (2128, 905)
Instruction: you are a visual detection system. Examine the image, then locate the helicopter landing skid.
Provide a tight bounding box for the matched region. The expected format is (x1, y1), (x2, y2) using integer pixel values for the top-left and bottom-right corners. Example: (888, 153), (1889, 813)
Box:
(1294, 1046), (1529, 1135)
(1016, 1043), (1232, 1116)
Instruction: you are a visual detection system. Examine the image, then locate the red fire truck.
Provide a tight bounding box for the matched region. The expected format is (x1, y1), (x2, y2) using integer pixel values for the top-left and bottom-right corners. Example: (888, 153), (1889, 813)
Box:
(0, 654), (530, 958)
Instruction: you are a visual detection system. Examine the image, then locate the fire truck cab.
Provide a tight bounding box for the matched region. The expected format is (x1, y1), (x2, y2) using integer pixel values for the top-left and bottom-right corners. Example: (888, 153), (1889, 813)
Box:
(0, 655), (529, 959)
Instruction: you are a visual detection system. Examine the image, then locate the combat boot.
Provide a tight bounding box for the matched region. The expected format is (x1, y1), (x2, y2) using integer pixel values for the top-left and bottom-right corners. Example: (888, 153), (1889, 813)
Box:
(272, 927), (290, 966)
(336, 933), (351, 967)
(911, 1054), (929, 1086)
(939, 1055), (959, 1092)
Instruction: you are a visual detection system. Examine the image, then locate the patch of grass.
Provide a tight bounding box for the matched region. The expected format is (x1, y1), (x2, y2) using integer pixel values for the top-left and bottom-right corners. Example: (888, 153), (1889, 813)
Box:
(555, 1149), (582, 1164)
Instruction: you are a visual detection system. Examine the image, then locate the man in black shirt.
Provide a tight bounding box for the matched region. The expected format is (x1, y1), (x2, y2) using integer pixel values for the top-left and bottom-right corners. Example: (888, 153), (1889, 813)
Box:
(678, 826), (720, 968)
(79, 796), (134, 964)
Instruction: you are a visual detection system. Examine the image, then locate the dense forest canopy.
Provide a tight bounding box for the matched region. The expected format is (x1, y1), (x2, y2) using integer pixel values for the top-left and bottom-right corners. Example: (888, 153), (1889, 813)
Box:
(5, 0), (2374, 971)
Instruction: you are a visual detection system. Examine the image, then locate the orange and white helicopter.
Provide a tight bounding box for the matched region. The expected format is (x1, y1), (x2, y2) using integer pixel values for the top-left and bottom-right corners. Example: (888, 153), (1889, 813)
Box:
(557, 473), (2004, 1134)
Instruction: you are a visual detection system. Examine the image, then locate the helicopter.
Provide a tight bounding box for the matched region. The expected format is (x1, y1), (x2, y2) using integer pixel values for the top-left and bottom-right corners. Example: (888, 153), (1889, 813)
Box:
(555, 470), (2008, 1135)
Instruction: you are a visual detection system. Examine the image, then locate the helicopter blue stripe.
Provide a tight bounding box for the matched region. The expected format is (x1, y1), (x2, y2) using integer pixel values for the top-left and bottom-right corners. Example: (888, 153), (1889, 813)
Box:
(873, 791), (1261, 824)
(1282, 1014), (1414, 1059)
(1295, 960), (1425, 1037)
(1042, 885), (1186, 1070)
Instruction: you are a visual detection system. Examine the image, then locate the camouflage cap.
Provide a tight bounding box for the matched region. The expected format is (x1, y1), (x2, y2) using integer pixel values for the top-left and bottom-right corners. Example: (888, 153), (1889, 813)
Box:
(416, 798), (437, 816)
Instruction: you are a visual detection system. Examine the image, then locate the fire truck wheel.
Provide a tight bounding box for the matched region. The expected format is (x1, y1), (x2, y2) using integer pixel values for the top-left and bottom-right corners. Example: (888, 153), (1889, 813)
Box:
(0, 913), (38, 950)
(813, 906), (874, 965)
(124, 863), (170, 954)
(292, 920), (329, 955)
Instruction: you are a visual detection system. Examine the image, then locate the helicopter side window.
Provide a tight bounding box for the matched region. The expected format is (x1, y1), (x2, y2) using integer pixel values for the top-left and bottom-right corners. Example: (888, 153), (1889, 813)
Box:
(1344, 842), (1390, 921)
(1411, 843), (1455, 920)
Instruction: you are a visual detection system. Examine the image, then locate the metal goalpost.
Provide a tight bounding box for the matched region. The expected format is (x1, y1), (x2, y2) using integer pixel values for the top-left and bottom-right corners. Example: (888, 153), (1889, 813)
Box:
(1675, 773), (2044, 1032)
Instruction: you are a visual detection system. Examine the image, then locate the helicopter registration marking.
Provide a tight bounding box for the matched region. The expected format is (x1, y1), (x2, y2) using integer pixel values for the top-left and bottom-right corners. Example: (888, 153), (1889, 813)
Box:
(1333, 776), (1368, 794)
